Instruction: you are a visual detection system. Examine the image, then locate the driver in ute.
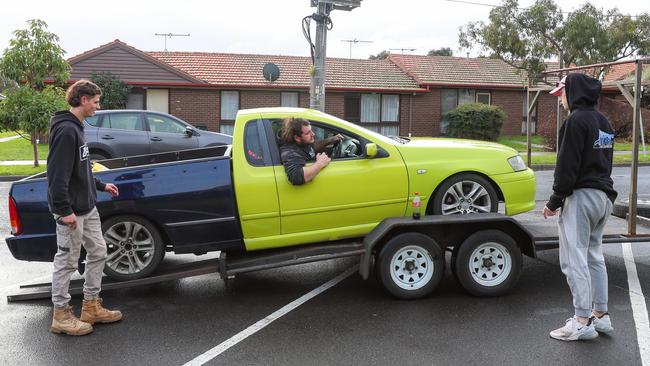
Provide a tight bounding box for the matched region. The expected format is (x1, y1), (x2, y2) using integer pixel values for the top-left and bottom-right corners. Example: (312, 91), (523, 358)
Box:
(279, 117), (343, 185)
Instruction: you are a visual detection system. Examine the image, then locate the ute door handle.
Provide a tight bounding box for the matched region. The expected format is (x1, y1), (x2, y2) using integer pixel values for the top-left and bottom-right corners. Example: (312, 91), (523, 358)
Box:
(150, 137), (162, 141)
(101, 134), (114, 140)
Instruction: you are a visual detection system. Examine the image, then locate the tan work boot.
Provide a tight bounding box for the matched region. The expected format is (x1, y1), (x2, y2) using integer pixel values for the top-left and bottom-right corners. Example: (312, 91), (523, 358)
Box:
(51, 305), (93, 336)
(80, 297), (122, 325)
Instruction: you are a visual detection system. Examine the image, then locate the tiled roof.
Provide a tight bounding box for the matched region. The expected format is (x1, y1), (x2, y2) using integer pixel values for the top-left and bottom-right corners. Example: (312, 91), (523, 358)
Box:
(603, 63), (637, 82)
(147, 52), (423, 92)
(389, 54), (533, 88)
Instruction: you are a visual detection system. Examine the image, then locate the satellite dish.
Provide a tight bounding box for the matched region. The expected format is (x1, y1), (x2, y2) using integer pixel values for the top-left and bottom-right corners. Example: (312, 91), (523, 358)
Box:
(263, 63), (280, 82)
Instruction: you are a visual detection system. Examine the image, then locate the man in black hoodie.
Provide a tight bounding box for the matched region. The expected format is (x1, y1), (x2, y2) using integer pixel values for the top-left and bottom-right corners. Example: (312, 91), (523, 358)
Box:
(544, 73), (617, 341)
(48, 80), (122, 336)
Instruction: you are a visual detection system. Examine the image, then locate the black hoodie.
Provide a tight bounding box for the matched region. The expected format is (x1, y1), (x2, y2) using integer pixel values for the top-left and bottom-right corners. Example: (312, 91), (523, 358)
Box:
(546, 73), (617, 211)
(47, 111), (106, 216)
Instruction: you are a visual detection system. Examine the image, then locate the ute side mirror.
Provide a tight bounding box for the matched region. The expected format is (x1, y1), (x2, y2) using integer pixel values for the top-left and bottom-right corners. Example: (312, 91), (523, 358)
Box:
(365, 143), (378, 158)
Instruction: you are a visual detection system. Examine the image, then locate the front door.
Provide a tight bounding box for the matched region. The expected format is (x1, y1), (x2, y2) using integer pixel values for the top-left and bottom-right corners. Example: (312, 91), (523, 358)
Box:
(146, 113), (199, 153)
(272, 119), (408, 244)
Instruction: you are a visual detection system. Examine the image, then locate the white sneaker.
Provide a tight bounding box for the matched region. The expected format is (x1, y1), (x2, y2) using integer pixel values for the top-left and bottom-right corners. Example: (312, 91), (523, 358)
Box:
(592, 313), (613, 334)
(550, 317), (598, 341)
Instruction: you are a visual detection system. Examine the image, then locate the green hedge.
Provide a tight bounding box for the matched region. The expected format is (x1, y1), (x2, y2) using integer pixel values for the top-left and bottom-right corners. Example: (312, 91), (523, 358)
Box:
(444, 103), (506, 141)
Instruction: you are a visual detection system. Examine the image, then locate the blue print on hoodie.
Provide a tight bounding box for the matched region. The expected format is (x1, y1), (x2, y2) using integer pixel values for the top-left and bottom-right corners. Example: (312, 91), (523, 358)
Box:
(593, 130), (614, 149)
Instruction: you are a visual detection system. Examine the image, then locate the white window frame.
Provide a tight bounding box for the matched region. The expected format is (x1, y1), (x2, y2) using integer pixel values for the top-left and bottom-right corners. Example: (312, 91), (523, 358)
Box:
(476, 92), (491, 105)
(281, 92), (299, 107)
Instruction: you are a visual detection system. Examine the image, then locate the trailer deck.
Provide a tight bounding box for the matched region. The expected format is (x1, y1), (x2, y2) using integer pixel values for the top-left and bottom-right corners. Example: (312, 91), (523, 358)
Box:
(7, 212), (650, 302)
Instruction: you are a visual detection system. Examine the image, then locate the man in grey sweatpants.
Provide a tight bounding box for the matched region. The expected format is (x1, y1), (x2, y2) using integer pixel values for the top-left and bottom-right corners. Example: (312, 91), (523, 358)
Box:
(544, 73), (617, 341)
(48, 80), (123, 336)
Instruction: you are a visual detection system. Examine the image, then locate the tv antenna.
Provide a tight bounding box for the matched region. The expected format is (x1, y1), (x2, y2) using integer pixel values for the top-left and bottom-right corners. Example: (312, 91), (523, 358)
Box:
(389, 48), (417, 54)
(154, 33), (190, 51)
(341, 38), (373, 58)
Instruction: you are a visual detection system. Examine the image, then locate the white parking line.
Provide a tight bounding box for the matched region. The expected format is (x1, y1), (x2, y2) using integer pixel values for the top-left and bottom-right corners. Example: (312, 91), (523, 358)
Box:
(622, 243), (650, 366)
(183, 265), (358, 366)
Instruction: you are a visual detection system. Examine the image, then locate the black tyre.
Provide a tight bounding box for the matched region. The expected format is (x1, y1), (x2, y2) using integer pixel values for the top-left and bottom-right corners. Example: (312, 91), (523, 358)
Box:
(101, 215), (165, 281)
(454, 230), (522, 297)
(612, 195), (650, 218)
(432, 173), (499, 215)
(375, 233), (444, 299)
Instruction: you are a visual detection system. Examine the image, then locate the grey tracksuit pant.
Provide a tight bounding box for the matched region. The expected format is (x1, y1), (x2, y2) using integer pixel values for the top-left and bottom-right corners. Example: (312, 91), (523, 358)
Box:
(558, 188), (612, 318)
(52, 207), (107, 308)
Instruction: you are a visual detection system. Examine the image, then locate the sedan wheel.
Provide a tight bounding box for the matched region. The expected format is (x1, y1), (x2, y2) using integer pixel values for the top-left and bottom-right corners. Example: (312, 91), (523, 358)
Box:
(102, 215), (164, 281)
(433, 173), (498, 215)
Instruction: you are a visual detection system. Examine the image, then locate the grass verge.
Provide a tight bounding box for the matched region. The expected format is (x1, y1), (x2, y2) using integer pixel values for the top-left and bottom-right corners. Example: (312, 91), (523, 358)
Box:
(530, 152), (650, 166)
(0, 137), (49, 160)
(0, 165), (47, 176)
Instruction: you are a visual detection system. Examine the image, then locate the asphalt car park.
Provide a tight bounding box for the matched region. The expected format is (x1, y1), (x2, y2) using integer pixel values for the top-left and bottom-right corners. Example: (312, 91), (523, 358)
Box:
(1, 167), (649, 365)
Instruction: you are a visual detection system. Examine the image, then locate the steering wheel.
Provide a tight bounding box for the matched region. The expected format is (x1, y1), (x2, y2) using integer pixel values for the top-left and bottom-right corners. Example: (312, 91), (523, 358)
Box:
(332, 138), (344, 159)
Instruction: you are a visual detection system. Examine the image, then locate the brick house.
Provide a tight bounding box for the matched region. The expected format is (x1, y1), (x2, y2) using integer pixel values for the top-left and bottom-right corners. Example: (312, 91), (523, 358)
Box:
(68, 40), (644, 139)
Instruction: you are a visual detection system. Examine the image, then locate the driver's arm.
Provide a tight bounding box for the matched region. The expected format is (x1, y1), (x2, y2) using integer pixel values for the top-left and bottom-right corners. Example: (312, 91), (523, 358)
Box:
(314, 134), (343, 153)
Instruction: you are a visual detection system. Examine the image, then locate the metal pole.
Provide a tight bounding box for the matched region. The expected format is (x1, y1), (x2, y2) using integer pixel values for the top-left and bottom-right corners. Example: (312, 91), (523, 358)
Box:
(556, 53), (564, 152)
(526, 79), (532, 167)
(628, 60), (642, 235)
(310, 2), (330, 112)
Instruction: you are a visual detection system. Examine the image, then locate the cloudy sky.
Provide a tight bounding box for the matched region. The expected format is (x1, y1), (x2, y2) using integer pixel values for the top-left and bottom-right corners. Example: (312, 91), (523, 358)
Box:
(1, 0), (647, 61)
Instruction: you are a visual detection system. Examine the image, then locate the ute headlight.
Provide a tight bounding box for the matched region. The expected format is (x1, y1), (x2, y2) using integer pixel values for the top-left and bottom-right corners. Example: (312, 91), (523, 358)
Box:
(507, 155), (527, 172)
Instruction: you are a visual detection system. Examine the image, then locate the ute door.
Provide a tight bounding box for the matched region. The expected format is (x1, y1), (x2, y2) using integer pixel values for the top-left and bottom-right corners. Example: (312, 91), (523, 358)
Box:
(272, 119), (408, 244)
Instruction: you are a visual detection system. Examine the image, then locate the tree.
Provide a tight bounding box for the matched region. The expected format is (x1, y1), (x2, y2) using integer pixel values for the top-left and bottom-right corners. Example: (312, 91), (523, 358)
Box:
(427, 47), (453, 56)
(0, 86), (67, 166)
(458, 0), (650, 80)
(0, 19), (71, 166)
(0, 19), (70, 90)
(369, 50), (390, 60)
(91, 71), (131, 110)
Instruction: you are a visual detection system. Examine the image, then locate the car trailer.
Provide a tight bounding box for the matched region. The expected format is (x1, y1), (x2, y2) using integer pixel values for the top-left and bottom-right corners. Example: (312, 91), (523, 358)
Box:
(7, 213), (650, 302)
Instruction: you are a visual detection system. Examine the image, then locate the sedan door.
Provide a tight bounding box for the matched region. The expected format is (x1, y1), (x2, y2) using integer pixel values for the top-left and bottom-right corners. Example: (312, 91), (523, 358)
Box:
(96, 112), (151, 157)
(146, 113), (199, 153)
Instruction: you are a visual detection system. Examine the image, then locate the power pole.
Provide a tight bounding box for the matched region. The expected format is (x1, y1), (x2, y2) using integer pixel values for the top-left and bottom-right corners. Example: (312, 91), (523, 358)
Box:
(308, 0), (362, 111)
(154, 33), (190, 52)
(342, 38), (373, 58)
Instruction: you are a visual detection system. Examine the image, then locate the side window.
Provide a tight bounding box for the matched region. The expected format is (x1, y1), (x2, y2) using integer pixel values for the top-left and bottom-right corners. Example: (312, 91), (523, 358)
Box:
(311, 123), (363, 160)
(147, 114), (187, 134)
(244, 121), (267, 167)
(107, 113), (144, 131)
(85, 115), (100, 127)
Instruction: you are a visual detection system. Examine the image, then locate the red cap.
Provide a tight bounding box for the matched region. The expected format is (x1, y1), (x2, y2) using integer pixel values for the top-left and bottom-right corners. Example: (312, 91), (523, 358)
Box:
(549, 75), (567, 97)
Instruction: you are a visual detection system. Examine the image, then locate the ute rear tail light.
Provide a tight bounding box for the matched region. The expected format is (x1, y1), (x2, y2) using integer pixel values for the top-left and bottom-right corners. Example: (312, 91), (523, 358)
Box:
(8, 196), (22, 235)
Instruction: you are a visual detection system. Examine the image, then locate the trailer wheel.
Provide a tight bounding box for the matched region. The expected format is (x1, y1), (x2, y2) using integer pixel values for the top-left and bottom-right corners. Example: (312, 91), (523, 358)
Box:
(454, 230), (522, 297)
(102, 215), (165, 281)
(376, 233), (444, 299)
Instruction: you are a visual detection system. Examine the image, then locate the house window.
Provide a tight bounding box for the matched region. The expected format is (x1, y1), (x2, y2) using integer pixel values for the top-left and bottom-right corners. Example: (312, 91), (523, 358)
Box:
(440, 88), (479, 135)
(476, 92), (491, 104)
(281, 92), (299, 107)
(220, 91), (239, 135)
(522, 94), (537, 135)
(345, 93), (400, 136)
(126, 88), (145, 110)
